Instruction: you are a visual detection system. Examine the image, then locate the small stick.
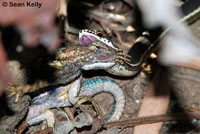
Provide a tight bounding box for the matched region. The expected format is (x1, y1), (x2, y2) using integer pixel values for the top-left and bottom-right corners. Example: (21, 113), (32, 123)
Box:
(33, 128), (53, 134)
(64, 107), (75, 120)
(106, 112), (200, 128)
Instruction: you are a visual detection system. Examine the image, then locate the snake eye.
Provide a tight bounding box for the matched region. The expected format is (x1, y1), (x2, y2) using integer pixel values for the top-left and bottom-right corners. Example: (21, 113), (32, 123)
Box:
(96, 46), (100, 49)
(96, 32), (103, 38)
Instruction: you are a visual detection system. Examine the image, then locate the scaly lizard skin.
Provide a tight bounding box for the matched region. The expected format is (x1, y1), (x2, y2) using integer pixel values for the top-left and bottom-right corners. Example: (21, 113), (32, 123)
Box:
(25, 77), (125, 127)
(6, 41), (121, 99)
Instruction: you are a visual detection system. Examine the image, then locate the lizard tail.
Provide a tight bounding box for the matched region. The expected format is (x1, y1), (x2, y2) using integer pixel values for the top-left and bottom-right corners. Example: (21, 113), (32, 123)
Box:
(80, 78), (125, 122)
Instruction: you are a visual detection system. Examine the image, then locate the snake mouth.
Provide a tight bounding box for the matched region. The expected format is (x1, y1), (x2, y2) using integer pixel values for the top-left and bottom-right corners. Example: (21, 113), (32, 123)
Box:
(96, 56), (114, 62)
(80, 35), (97, 45)
(88, 56), (115, 65)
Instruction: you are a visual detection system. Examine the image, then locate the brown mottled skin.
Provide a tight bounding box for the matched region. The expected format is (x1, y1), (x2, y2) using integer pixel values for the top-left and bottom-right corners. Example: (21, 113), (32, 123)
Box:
(5, 41), (119, 98)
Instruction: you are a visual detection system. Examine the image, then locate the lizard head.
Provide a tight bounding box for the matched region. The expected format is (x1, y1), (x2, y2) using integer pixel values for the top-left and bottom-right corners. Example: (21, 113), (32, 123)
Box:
(50, 29), (136, 76)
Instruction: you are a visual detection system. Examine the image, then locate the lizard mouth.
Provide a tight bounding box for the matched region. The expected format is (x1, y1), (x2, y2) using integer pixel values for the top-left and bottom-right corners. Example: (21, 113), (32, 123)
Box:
(80, 35), (97, 45)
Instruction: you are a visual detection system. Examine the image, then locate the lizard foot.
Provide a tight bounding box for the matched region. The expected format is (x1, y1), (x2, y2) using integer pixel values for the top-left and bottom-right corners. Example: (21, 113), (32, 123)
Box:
(27, 109), (55, 129)
(75, 96), (105, 125)
(18, 109), (55, 134)
(58, 83), (72, 101)
(6, 84), (24, 102)
(6, 81), (49, 102)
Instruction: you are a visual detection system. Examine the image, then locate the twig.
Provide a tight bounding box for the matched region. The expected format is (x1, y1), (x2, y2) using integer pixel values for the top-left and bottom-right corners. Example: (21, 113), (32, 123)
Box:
(171, 74), (200, 83)
(88, 10), (133, 25)
(33, 128), (53, 134)
(112, 30), (134, 48)
(17, 121), (28, 134)
(93, 17), (112, 37)
(64, 107), (75, 120)
(106, 112), (200, 128)
(57, 0), (69, 30)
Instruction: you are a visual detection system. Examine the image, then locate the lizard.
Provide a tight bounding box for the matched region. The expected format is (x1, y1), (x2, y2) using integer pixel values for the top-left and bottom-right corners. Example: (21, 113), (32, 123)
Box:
(16, 31), (131, 133)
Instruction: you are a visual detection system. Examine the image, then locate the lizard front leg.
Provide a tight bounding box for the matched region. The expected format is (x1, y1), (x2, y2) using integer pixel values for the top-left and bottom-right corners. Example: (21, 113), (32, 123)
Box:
(6, 81), (49, 102)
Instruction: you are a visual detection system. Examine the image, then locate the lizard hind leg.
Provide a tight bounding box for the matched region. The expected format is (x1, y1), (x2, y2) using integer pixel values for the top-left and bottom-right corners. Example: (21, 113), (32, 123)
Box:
(26, 109), (55, 131)
(6, 84), (25, 102)
(17, 109), (55, 134)
(74, 96), (105, 124)
(6, 81), (49, 102)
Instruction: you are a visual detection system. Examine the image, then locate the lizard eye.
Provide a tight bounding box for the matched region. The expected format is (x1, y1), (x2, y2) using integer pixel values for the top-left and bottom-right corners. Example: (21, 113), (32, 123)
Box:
(96, 32), (103, 38)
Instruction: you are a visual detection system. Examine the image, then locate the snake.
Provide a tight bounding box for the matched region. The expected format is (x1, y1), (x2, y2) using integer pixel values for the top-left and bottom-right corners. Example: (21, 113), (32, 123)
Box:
(79, 1), (200, 76)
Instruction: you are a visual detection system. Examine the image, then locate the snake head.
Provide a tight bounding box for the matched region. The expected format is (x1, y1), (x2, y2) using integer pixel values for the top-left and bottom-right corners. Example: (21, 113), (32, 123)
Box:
(79, 29), (136, 76)
(81, 41), (118, 70)
(77, 29), (125, 70)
